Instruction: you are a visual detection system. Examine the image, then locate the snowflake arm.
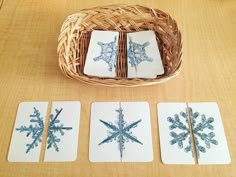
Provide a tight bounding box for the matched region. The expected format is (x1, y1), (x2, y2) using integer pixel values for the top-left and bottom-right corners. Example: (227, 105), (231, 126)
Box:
(123, 119), (142, 131)
(47, 130), (60, 152)
(123, 132), (143, 145)
(49, 108), (62, 126)
(99, 119), (119, 131)
(188, 107), (199, 127)
(169, 131), (190, 148)
(194, 135), (206, 158)
(98, 132), (119, 145)
(118, 134), (125, 160)
(25, 130), (43, 153)
(194, 131), (218, 148)
(167, 114), (188, 130)
(184, 137), (193, 154)
(193, 115), (214, 132)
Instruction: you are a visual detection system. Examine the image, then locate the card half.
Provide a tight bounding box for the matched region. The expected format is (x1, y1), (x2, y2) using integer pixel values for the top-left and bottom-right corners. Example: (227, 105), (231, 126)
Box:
(44, 101), (81, 162)
(157, 103), (195, 164)
(188, 102), (231, 165)
(8, 102), (48, 162)
(127, 30), (164, 78)
(84, 30), (119, 77)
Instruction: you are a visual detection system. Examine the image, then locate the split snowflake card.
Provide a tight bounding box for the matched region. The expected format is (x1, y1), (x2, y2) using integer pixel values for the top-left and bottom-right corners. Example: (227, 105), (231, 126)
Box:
(89, 102), (153, 162)
(8, 101), (81, 162)
(84, 30), (164, 78)
(157, 102), (231, 165)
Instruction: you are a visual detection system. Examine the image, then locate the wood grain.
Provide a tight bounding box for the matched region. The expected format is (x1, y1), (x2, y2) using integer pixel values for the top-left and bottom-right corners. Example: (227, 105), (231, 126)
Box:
(0, 0), (4, 9)
(0, 0), (236, 177)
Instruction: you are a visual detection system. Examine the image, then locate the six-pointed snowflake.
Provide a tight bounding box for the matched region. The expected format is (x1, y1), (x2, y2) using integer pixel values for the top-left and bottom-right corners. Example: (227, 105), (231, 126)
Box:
(98, 106), (143, 161)
(127, 36), (153, 70)
(93, 36), (118, 72)
(16, 107), (44, 153)
(167, 107), (218, 158)
(46, 108), (72, 152)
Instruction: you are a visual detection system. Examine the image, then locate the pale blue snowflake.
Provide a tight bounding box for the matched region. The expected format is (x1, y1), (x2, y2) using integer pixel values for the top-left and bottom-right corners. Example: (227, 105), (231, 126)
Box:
(47, 108), (72, 152)
(189, 108), (218, 157)
(167, 107), (218, 158)
(167, 111), (193, 155)
(15, 107), (44, 153)
(93, 36), (118, 72)
(99, 106), (143, 161)
(127, 36), (153, 70)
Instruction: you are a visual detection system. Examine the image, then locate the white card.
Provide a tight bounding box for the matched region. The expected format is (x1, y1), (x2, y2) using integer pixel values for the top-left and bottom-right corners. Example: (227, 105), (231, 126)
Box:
(44, 101), (81, 162)
(188, 102), (231, 165)
(89, 102), (153, 162)
(157, 103), (195, 164)
(127, 30), (164, 78)
(8, 102), (48, 162)
(84, 30), (119, 77)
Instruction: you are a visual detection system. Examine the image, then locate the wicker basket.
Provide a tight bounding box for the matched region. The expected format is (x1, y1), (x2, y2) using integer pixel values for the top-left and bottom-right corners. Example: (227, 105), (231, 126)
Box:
(57, 5), (182, 87)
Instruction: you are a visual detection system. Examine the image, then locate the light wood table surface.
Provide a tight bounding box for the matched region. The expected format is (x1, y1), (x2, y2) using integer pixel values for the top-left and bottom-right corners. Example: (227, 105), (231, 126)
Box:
(0, 0), (236, 177)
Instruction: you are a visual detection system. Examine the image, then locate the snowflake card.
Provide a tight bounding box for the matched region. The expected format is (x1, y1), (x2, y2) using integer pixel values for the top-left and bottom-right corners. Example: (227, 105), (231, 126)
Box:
(8, 102), (48, 162)
(44, 101), (81, 162)
(157, 102), (231, 165)
(127, 30), (164, 78)
(89, 102), (153, 162)
(84, 30), (119, 78)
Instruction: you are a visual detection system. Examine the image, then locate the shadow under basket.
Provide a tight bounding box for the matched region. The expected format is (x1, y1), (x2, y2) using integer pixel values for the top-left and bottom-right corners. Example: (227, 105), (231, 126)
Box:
(57, 5), (182, 87)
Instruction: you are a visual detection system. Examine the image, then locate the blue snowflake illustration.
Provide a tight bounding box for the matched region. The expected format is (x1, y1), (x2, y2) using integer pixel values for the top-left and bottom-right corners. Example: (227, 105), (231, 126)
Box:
(15, 107), (44, 153)
(47, 108), (72, 152)
(127, 36), (153, 70)
(98, 106), (143, 161)
(167, 107), (218, 158)
(93, 36), (118, 72)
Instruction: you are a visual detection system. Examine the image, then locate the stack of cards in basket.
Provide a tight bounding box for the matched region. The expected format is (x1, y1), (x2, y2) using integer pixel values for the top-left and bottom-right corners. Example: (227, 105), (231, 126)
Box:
(84, 30), (164, 78)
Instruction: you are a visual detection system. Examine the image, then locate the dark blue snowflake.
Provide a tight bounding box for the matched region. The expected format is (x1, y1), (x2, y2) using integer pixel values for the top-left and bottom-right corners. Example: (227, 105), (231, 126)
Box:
(93, 36), (118, 72)
(167, 107), (218, 158)
(47, 108), (72, 152)
(99, 106), (143, 161)
(127, 36), (153, 70)
(15, 107), (44, 153)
